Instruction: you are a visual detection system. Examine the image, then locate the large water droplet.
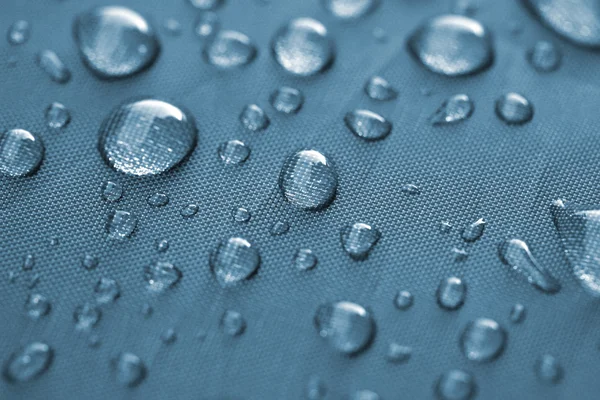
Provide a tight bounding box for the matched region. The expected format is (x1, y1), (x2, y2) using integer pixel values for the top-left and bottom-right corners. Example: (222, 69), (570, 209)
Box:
(145, 261), (182, 292)
(535, 354), (563, 384)
(95, 277), (120, 304)
(102, 181), (123, 202)
(461, 218), (485, 242)
(364, 76), (397, 102)
(220, 310), (246, 336)
(74, 303), (101, 331)
(195, 12), (220, 39)
(321, 0), (379, 20)
(25, 294), (51, 319)
(7, 20), (31, 45)
(112, 352), (146, 387)
(341, 223), (381, 260)
(98, 98), (197, 176)
(437, 277), (467, 311)
(210, 237), (260, 287)
(344, 109), (392, 141)
(435, 369), (476, 400)
(498, 239), (561, 293)
(189, 0), (223, 10)
(495, 93), (534, 125)
(460, 318), (507, 363)
(74, 6), (160, 79)
(279, 149), (338, 210)
(45, 102), (71, 130)
(106, 210), (137, 239)
(3, 342), (53, 383)
(430, 94), (474, 125)
(394, 290), (414, 310)
(0, 129), (44, 177)
(270, 86), (304, 114)
(271, 18), (335, 76)
(293, 248), (318, 270)
(203, 30), (257, 68)
(218, 140), (250, 165)
(528, 40), (561, 72)
(314, 301), (375, 355)
(36, 50), (71, 84)
(407, 15), (493, 76)
(386, 342), (412, 363)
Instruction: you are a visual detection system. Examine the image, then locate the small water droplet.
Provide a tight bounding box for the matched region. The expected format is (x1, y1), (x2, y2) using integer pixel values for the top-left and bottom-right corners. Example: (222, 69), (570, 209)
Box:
(161, 328), (177, 344)
(270, 86), (304, 114)
(218, 140), (250, 164)
(27, 274), (40, 289)
(106, 210), (137, 239)
(147, 193), (169, 207)
(7, 20), (31, 45)
(195, 12), (220, 38)
(270, 220), (290, 236)
(372, 27), (387, 42)
(460, 318), (507, 363)
(394, 290), (414, 310)
(45, 102), (71, 130)
(430, 94), (474, 125)
(36, 50), (71, 84)
(141, 303), (153, 318)
(232, 207), (251, 223)
(210, 237), (260, 287)
(156, 239), (170, 253)
(163, 18), (182, 36)
(189, 0), (223, 10)
(293, 248), (318, 270)
(314, 301), (375, 355)
(435, 369), (476, 400)
(8, 271), (18, 284)
(22, 254), (35, 271)
(350, 389), (381, 400)
(401, 184), (421, 195)
(49, 237), (59, 247)
(306, 375), (327, 400)
(95, 277), (120, 304)
(453, 0), (478, 16)
(495, 92), (534, 125)
(509, 303), (526, 324)
(3, 342), (53, 383)
(437, 277), (467, 311)
(87, 334), (101, 348)
(112, 352), (147, 387)
(461, 218), (485, 242)
(181, 204), (199, 217)
(452, 247), (469, 262)
(102, 181), (123, 202)
(528, 40), (561, 72)
(341, 223), (381, 260)
(145, 261), (182, 293)
(364, 76), (397, 101)
(440, 221), (453, 233)
(322, 0), (379, 20)
(25, 294), (51, 319)
(535, 354), (563, 384)
(0, 129), (45, 177)
(344, 109), (392, 141)
(239, 104), (269, 131)
(203, 30), (257, 68)
(82, 254), (99, 270)
(386, 342), (412, 363)
(74, 303), (102, 331)
(220, 310), (246, 336)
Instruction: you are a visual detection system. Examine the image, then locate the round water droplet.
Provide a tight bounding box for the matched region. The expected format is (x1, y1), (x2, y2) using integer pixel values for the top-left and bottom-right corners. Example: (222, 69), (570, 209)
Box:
(270, 86), (304, 114)
(156, 239), (170, 253)
(82, 254), (99, 270)
(364, 76), (397, 101)
(528, 40), (561, 72)
(435, 369), (476, 400)
(25, 294), (51, 319)
(293, 248), (318, 270)
(36, 50), (71, 84)
(45, 102), (71, 130)
(112, 352), (146, 387)
(314, 301), (375, 355)
(0, 129), (44, 177)
(341, 223), (381, 260)
(401, 184), (421, 195)
(386, 342), (412, 363)
(95, 278), (120, 304)
(495, 93), (534, 125)
(460, 318), (507, 363)
(270, 220), (290, 236)
(232, 207), (251, 223)
(74, 6), (160, 79)
(23, 254), (35, 271)
(147, 193), (169, 207)
(203, 30), (257, 69)
(306, 375), (327, 400)
(394, 290), (414, 310)
(279, 149), (338, 210)
(163, 18), (182, 36)
(145, 261), (182, 292)
(88, 335), (101, 348)
(221, 310), (246, 336)
(74, 303), (102, 331)
(99, 98), (197, 176)
(161, 328), (177, 344)
(195, 12), (220, 38)
(3, 342), (53, 383)
(181, 203), (199, 217)
(7, 20), (31, 45)
(322, 0), (379, 20)
(210, 237), (260, 287)
(350, 389), (380, 400)
(271, 18), (335, 76)
(239, 104), (269, 131)
(407, 15), (493, 77)
(461, 218), (485, 242)
(437, 277), (467, 311)
(430, 94), (474, 125)
(535, 354), (562, 384)
(106, 210), (137, 239)
(189, 0), (223, 10)
(344, 109), (392, 141)
(102, 181), (123, 202)
(218, 140), (250, 165)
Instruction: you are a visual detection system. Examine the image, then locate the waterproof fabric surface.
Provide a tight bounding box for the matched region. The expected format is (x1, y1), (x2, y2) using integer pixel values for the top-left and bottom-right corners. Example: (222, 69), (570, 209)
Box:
(1, 0), (600, 399)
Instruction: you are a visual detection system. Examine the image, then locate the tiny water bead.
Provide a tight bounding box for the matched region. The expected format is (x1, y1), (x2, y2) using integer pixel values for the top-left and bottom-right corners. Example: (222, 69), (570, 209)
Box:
(162, 19), (182, 36)
(386, 343), (412, 363)
(321, 0), (379, 20)
(156, 239), (170, 253)
(45, 102), (71, 130)
(7, 20), (31, 45)
(232, 207), (251, 223)
(23, 254), (35, 271)
(210, 237), (260, 287)
(498, 239), (561, 294)
(218, 140), (251, 165)
(141, 303), (153, 318)
(314, 301), (375, 355)
(460, 318), (507, 363)
(98, 98), (197, 176)
(535, 354), (563, 384)
(430, 94), (474, 125)
(203, 30), (257, 69)
(73, 6), (160, 79)
(452, 247), (469, 262)
(74, 303), (102, 330)
(28, 275), (40, 289)
(161, 328), (177, 344)
(3, 342), (53, 383)
(461, 218), (485, 242)
(407, 15), (494, 77)
(364, 76), (397, 102)
(401, 184), (421, 195)
(147, 192), (169, 207)
(495, 93), (534, 125)
(195, 12), (220, 39)
(270, 87), (304, 114)
(95, 277), (120, 304)
(306, 375), (327, 400)
(25, 294), (51, 319)
(453, 0), (478, 16)
(279, 149), (338, 210)
(102, 181), (123, 202)
(509, 303), (526, 324)
(344, 110), (392, 141)
(145, 261), (182, 292)
(82, 254), (99, 270)
(350, 390), (381, 400)
(440, 221), (453, 233)
(293, 248), (318, 270)
(106, 210), (137, 239)
(239, 104), (270, 131)
(221, 310), (246, 336)
(528, 41), (561, 72)
(270, 220), (290, 236)
(341, 223), (381, 260)
(181, 204), (199, 217)
(437, 277), (467, 311)
(112, 352), (147, 387)
(435, 369), (476, 400)
(88, 335), (101, 348)
(271, 18), (335, 76)
(36, 50), (71, 84)
(0, 129), (45, 177)
(189, 0), (224, 10)
(394, 290), (414, 310)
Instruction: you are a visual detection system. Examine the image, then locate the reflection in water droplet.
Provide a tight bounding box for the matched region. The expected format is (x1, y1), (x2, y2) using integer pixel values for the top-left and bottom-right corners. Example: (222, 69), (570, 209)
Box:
(210, 237), (260, 287)
(270, 220), (290, 236)
(195, 12), (220, 38)
(23, 254), (35, 271)
(350, 389), (381, 400)
(7, 20), (31, 45)
(401, 184), (421, 195)
(498, 238), (561, 293)
(270, 87), (304, 114)
(3, 342), (53, 383)
(232, 207), (251, 223)
(461, 218), (485, 242)
(161, 328), (177, 344)
(112, 352), (147, 387)
(364, 76), (397, 101)
(25, 294), (51, 319)
(535, 354), (562, 384)
(460, 318), (506, 363)
(321, 0), (379, 20)
(341, 223), (381, 260)
(528, 41), (561, 72)
(306, 375), (327, 400)
(74, 303), (102, 331)
(74, 6), (160, 79)
(344, 109), (392, 141)
(156, 239), (170, 253)
(203, 30), (257, 69)
(435, 369), (476, 400)
(430, 94), (474, 125)
(240, 104), (269, 132)
(0, 129), (44, 177)
(45, 102), (71, 130)
(102, 181), (123, 202)
(181, 204), (199, 217)
(386, 342), (412, 363)
(394, 290), (414, 310)
(293, 248), (318, 270)
(106, 210), (137, 239)
(437, 277), (467, 311)
(314, 301), (375, 355)
(37, 50), (71, 83)
(221, 310), (246, 336)
(279, 149), (338, 210)
(495, 93), (534, 125)
(509, 303), (526, 324)
(95, 277), (120, 304)
(147, 193), (169, 207)
(407, 15), (493, 77)
(145, 261), (182, 292)
(271, 18), (335, 76)
(98, 98), (197, 176)
(189, 0), (223, 9)
(163, 19), (182, 36)
(218, 140), (250, 164)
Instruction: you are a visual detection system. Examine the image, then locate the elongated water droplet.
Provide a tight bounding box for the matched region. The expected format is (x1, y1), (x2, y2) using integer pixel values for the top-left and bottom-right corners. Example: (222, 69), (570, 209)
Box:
(344, 109), (392, 141)
(106, 210), (137, 239)
(36, 50), (71, 83)
(0, 129), (44, 177)
(437, 277), (467, 311)
(435, 369), (476, 400)
(386, 342), (412, 363)
(95, 277), (120, 304)
(528, 40), (561, 72)
(498, 239), (561, 293)
(535, 354), (562, 384)
(509, 303), (526, 324)
(314, 301), (375, 355)
(82, 254), (99, 270)
(218, 140), (250, 164)
(147, 193), (169, 207)
(461, 218), (485, 242)
(232, 207), (251, 223)
(88, 335), (101, 348)
(452, 247), (469, 262)
(221, 310), (246, 336)
(102, 181), (123, 202)
(23, 254), (35, 271)
(99, 98), (197, 176)
(74, 303), (101, 331)
(364, 76), (397, 101)
(293, 248), (318, 270)
(181, 204), (199, 217)
(322, 0), (379, 20)
(271, 18), (335, 76)
(440, 221), (453, 233)
(195, 12), (220, 38)
(239, 104), (269, 131)
(341, 223), (381, 260)
(74, 6), (160, 79)
(401, 184), (421, 195)
(210, 237), (260, 287)
(204, 30), (257, 69)
(350, 390), (380, 400)
(407, 15), (493, 76)
(3, 342), (53, 383)
(161, 328), (177, 344)
(495, 93), (534, 125)
(189, 0), (223, 10)
(156, 239), (169, 253)
(7, 20), (31, 45)
(270, 220), (290, 236)
(112, 352), (146, 387)
(25, 294), (51, 319)
(460, 318), (506, 362)
(430, 94), (474, 125)
(45, 102), (71, 130)
(145, 261), (182, 292)
(306, 376), (327, 400)
(270, 87), (304, 114)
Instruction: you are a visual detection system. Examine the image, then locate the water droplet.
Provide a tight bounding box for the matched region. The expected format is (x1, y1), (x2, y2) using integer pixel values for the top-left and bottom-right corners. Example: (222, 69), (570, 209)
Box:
(498, 238), (561, 293)
(386, 342), (412, 363)
(147, 192), (169, 207)
(239, 104), (269, 131)
(440, 221), (453, 233)
(495, 93), (534, 125)
(22, 254), (35, 271)
(407, 15), (493, 76)
(293, 248), (318, 270)
(195, 12), (220, 38)
(220, 310), (246, 336)
(102, 181), (123, 202)
(88, 334), (101, 348)
(364, 76), (397, 101)
(145, 261), (182, 292)
(189, 0), (223, 10)
(435, 369), (476, 400)
(161, 328), (177, 344)
(341, 223), (381, 260)
(50, 237), (59, 247)
(270, 86), (304, 114)
(28, 274), (40, 289)
(523, 0), (600, 48)
(7, 20), (31, 45)
(528, 40), (561, 72)
(314, 301), (375, 355)
(156, 239), (170, 253)
(25, 294), (51, 319)
(163, 18), (182, 36)
(430, 94), (474, 125)
(452, 247), (469, 262)
(306, 375), (327, 400)
(437, 277), (467, 311)
(322, 0), (379, 20)
(106, 210), (137, 239)
(218, 140), (250, 165)
(350, 389), (381, 400)
(45, 102), (71, 130)
(36, 50), (71, 84)
(112, 352), (147, 387)
(279, 149), (338, 210)
(460, 318), (506, 362)
(74, 6), (160, 79)
(210, 237), (260, 287)
(74, 303), (102, 331)
(203, 30), (257, 68)
(535, 354), (563, 384)
(8, 271), (18, 284)
(461, 218), (485, 242)
(232, 207), (251, 223)
(509, 303), (526, 324)
(3, 342), (53, 383)
(0, 129), (44, 177)
(271, 18), (335, 76)
(95, 277), (120, 304)
(344, 110), (392, 141)
(181, 204), (199, 217)
(99, 98), (197, 176)
(270, 220), (290, 236)
(453, 0), (478, 16)
(394, 290), (414, 310)
(141, 303), (153, 318)
(401, 184), (421, 195)
(82, 255), (99, 270)
(372, 27), (388, 42)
